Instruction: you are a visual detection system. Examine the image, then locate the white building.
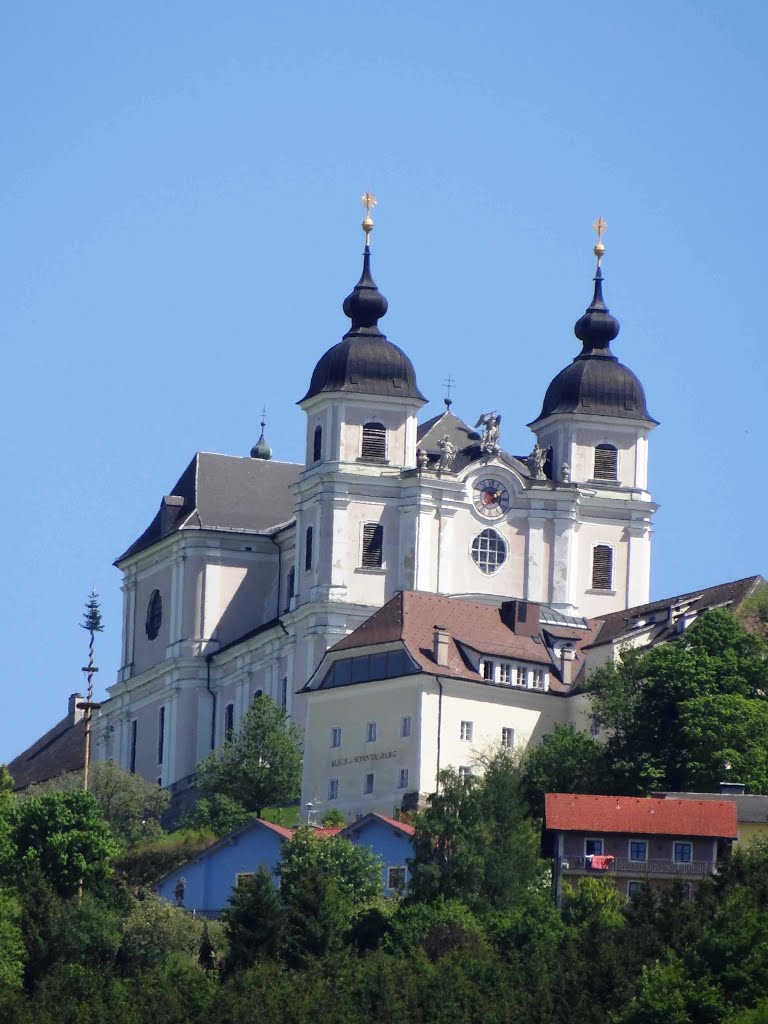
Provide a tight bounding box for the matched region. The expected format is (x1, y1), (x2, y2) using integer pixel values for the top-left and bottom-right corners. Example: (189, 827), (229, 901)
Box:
(92, 215), (659, 796)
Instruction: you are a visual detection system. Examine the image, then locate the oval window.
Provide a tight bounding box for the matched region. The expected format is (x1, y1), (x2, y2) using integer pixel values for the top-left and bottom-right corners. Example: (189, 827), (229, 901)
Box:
(471, 529), (507, 575)
(145, 589), (162, 640)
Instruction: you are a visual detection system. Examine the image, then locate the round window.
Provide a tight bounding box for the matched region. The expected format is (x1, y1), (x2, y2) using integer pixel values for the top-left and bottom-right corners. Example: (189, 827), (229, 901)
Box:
(145, 589), (162, 640)
(471, 528), (507, 575)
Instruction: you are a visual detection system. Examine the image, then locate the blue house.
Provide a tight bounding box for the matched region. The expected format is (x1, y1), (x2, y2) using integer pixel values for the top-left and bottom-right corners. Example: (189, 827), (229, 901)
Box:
(340, 813), (416, 895)
(155, 813), (417, 913)
(155, 818), (292, 914)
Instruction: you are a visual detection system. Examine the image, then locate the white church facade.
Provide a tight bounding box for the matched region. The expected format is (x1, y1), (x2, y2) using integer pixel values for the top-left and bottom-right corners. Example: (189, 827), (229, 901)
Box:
(92, 209), (659, 808)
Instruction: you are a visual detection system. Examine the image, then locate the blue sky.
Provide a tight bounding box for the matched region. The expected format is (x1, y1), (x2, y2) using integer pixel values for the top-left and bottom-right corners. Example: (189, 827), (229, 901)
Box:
(1, 2), (766, 762)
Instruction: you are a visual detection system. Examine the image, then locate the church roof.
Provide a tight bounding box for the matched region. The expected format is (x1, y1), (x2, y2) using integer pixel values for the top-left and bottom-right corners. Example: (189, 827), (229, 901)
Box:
(416, 409), (530, 476)
(116, 452), (301, 564)
(300, 247), (426, 404)
(7, 712), (86, 791)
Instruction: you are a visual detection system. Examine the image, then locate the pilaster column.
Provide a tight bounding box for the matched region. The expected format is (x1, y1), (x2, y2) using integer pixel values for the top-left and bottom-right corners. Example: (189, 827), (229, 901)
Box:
(626, 523), (651, 608)
(525, 517), (547, 603)
(551, 514), (577, 611)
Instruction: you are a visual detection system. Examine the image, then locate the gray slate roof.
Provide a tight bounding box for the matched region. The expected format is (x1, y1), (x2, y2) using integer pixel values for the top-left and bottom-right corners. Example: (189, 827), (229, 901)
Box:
(8, 714), (86, 791)
(116, 452), (302, 564)
(417, 410), (530, 476)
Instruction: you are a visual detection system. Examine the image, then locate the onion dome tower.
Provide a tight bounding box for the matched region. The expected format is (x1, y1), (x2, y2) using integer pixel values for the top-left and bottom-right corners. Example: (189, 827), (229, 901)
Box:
(250, 409), (272, 460)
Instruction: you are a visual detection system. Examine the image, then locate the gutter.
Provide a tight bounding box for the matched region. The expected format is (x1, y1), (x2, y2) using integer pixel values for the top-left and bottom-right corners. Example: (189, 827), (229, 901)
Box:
(205, 653), (216, 751)
(435, 676), (444, 793)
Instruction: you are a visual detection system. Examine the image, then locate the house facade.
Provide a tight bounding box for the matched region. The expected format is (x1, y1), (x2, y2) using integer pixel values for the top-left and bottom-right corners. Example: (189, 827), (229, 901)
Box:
(545, 792), (738, 903)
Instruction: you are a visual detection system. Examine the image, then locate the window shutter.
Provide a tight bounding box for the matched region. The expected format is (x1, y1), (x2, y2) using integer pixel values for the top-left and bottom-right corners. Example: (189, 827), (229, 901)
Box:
(361, 422), (387, 460)
(592, 545), (613, 589)
(594, 444), (618, 480)
(313, 425), (322, 462)
(361, 523), (384, 568)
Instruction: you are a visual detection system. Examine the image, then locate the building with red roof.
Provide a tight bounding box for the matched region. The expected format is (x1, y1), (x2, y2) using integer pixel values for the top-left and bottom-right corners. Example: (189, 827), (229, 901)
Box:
(544, 793), (738, 903)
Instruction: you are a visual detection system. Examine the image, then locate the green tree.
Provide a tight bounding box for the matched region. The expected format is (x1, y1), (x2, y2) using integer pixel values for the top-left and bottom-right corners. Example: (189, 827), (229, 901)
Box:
(118, 894), (223, 973)
(222, 866), (285, 973)
(277, 827), (382, 905)
(0, 888), (24, 994)
(521, 723), (611, 815)
(281, 862), (350, 969)
(9, 790), (119, 897)
(616, 953), (724, 1024)
(320, 809), (346, 828)
(195, 695), (302, 817)
(180, 793), (252, 837)
(25, 760), (170, 847)
(587, 610), (768, 792)
(409, 755), (545, 912)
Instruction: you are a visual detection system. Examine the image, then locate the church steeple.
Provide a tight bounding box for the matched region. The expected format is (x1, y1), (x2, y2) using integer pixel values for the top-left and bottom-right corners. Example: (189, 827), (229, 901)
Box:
(250, 408), (272, 460)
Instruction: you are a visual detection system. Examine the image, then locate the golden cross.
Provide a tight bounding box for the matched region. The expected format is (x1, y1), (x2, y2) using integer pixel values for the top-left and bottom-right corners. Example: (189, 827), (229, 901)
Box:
(592, 216), (607, 245)
(361, 192), (377, 244)
(361, 192), (378, 214)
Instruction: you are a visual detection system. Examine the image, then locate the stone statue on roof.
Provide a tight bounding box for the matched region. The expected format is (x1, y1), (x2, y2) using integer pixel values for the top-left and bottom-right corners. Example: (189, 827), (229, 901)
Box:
(527, 442), (547, 480)
(437, 434), (457, 472)
(475, 412), (501, 457)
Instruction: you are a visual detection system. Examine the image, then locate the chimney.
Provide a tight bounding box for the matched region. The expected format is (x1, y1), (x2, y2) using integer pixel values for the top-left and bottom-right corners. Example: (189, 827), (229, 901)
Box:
(720, 781), (746, 796)
(69, 692), (85, 725)
(559, 643), (577, 687)
(500, 599), (540, 637)
(160, 494), (185, 535)
(433, 625), (450, 667)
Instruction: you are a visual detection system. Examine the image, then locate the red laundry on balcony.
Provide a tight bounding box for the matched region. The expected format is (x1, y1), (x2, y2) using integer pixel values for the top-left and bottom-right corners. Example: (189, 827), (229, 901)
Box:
(589, 855), (615, 871)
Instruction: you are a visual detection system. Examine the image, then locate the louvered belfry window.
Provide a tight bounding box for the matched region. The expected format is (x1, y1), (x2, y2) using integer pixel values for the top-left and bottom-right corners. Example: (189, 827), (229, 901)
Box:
(592, 545), (614, 590)
(361, 422), (387, 460)
(593, 444), (618, 480)
(361, 522), (384, 568)
(313, 424), (322, 462)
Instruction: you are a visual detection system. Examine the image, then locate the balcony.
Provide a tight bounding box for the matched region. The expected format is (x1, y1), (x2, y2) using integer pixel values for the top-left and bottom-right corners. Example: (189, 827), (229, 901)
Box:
(560, 855), (714, 877)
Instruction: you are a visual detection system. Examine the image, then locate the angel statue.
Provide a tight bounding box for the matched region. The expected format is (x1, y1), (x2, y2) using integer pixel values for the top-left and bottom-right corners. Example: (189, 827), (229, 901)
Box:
(475, 412), (501, 457)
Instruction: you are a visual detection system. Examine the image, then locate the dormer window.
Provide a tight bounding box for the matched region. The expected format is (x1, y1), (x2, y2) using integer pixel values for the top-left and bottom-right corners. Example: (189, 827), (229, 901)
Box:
(594, 444), (618, 480)
(313, 424), (322, 463)
(592, 545), (614, 590)
(361, 422), (387, 461)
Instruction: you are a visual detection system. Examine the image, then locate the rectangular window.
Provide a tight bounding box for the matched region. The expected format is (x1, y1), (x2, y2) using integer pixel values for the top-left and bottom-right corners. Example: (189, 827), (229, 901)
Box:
(594, 444), (619, 480)
(398, 767), (409, 789)
(361, 523), (384, 568)
(516, 666), (527, 687)
(361, 422), (387, 460)
(401, 716), (411, 738)
(531, 669), (545, 690)
(498, 662), (512, 684)
(328, 779), (339, 800)
(674, 842), (693, 863)
(585, 838), (603, 856)
(387, 866), (406, 891)
(235, 872), (254, 888)
(629, 840), (648, 862)
(627, 880), (643, 898)
(225, 703), (235, 741)
(592, 545), (614, 590)
(331, 727), (342, 748)
(129, 720), (137, 774)
(481, 660), (494, 680)
(458, 766), (472, 782)
(501, 726), (514, 749)
(305, 526), (313, 572)
(364, 773), (374, 795)
(366, 722), (377, 743)
(460, 720), (473, 741)
(281, 677), (288, 710)
(157, 706), (165, 765)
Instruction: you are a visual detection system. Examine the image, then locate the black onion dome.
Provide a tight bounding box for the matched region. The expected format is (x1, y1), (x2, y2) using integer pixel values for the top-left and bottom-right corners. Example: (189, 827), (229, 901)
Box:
(530, 267), (657, 425)
(300, 247), (426, 403)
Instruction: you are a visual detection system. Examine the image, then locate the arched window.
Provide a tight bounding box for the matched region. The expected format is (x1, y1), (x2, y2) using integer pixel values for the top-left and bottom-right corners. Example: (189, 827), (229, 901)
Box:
(224, 703), (235, 741)
(361, 422), (387, 461)
(471, 529), (507, 575)
(593, 444), (618, 480)
(592, 545), (614, 590)
(305, 526), (313, 571)
(361, 522), (384, 568)
(313, 424), (322, 463)
(145, 589), (162, 640)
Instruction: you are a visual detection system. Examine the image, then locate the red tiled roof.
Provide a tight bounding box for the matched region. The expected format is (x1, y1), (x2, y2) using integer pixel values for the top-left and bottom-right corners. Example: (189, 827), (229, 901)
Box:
(545, 793), (738, 839)
(311, 827), (343, 838)
(371, 812), (416, 836)
(259, 819), (294, 840)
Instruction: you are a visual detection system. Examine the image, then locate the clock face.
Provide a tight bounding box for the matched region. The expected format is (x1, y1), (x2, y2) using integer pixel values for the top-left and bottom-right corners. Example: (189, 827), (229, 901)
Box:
(472, 478), (510, 519)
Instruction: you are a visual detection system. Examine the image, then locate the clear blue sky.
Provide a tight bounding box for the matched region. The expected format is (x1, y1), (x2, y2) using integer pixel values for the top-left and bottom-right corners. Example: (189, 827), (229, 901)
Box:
(1, 2), (766, 762)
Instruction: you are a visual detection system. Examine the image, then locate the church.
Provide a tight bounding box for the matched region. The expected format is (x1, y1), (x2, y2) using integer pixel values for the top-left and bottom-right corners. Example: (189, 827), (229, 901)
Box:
(89, 201), (661, 812)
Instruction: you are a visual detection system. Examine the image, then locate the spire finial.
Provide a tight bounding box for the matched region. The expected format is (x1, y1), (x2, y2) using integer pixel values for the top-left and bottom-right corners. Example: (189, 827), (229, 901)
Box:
(443, 373), (455, 410)
(250, 405), (273, 460)
(361, 192), (377, 247)
(592, 216), (607, 267)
